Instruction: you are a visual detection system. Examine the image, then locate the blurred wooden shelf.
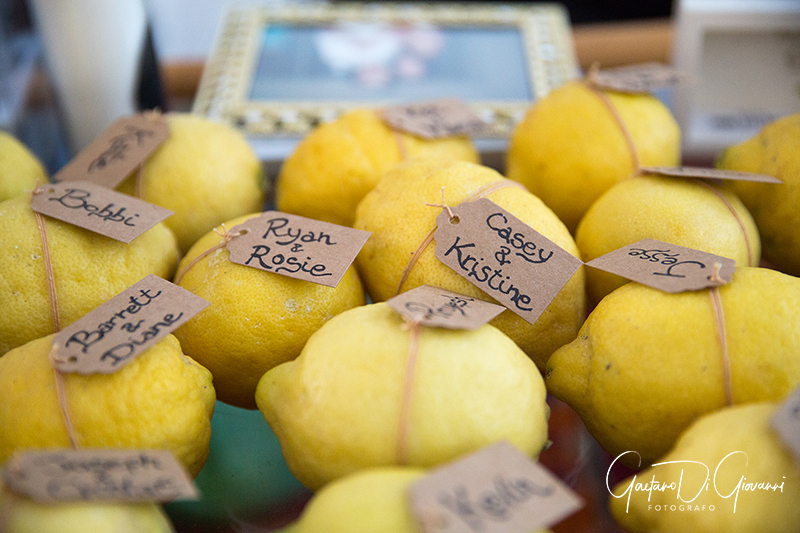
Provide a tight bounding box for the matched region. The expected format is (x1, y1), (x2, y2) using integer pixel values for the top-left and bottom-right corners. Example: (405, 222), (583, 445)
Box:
(573, 18), (673, 69)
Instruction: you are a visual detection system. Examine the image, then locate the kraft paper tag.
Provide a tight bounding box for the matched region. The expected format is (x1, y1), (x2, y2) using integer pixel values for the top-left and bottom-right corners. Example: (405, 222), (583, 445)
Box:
(433, 198), (582, 325)
(226, 212), (370, 288)
(585, 239), (736, 293)
(51, 275), (209, 374)
(409, 442), (583, 533)
(54, 113), (169, 190)
(589, 62), (689, 94)
(772, 387), (800, 464)
(641, 166), (783, 184)
(3, 449), (198, 503)
(387, 285), (505, 330)
(31, 181), (173, 243)
(381, 99), (486, 139)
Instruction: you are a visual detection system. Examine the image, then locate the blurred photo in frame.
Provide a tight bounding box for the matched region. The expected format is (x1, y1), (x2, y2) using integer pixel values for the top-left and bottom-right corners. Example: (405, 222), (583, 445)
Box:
(193, 2), (578, 162)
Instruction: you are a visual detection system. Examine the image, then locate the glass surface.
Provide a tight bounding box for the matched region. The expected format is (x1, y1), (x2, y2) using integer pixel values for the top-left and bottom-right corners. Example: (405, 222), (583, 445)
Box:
(249, 23), (531, 102)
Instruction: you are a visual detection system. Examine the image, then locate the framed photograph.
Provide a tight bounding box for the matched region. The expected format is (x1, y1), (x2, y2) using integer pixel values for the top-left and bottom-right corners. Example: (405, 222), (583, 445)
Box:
(192, 2), (578, 161)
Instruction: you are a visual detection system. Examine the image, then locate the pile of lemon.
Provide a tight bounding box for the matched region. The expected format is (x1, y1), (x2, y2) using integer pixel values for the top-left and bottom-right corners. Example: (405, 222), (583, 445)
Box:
(0, 83), (798, 533)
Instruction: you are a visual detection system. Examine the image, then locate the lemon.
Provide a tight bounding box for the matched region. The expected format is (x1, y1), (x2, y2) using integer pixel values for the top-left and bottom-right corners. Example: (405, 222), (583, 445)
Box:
(506, 81), (681, 233)
(610, 403), (800, 532)
(256, 303), (549, 490)
(0, 132), (48, 202)
(118, 114), (266, 253)
(0, 334), (215, 477)
(545, 267), (800, 467)
(173, 214), (366, 409)
(576, 174), (760, 305)
(0, 482), (175, 533)
(279, 466), (553, 533)
(279, 468), (426, 533)
(354, 158), (584, 371)
(276, 108), (479, 227)
(0, 195), (179, 355)
(717, 113), (800, 276)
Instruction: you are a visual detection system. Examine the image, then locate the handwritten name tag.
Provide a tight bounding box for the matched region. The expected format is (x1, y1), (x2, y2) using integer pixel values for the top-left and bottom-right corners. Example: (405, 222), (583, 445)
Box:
(31, 181), (173, 243)
(772, 387), (800, 464)
(387, 285), (505, 330)
(589, 62), (689, 94)
(226, 212), (370, 288)
(433, 198), (582, 325)
(585, 239), (737, 293)
(3, 449), (198, 503)
(54, 113), (169, 190)
(51, 275), (209, 374)
(382, 99), (486, 139)
(641, 166), (783, 184)
(409, 442), (583, 533)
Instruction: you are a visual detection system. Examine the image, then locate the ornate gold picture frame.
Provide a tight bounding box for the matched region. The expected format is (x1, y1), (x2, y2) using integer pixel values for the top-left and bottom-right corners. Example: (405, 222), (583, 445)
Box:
(193, 2), (577, 158)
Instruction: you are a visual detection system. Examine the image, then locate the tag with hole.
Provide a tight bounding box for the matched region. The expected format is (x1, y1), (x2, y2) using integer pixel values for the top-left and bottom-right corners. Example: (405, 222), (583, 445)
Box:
(51, 275), (209, 374)
(53, 112), (169, 190)
(589, 62), (689, 94)
(2, 449), (198, 503)
(387, 285), (505, 330)
(409, 441), (583, 533)
(641, 166), (783, 184)
(226, 212), (370, 288)
(433, 198), (582, 325)
(31, 181), (173, 243)
(772, 387), (800, 464)
(585, 239), (737, 293)
(381, 99), (486, 139)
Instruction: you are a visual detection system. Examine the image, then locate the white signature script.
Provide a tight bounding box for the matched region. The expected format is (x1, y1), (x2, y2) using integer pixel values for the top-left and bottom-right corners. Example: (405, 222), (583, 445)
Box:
(607, 451), (785, 513)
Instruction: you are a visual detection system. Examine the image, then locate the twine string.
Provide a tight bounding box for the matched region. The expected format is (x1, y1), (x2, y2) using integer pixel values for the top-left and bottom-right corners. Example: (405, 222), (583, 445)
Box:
(51, 353), (81, 449)
(584, 62), (641, 175)
(397, 319), (422, 465)
(32, 207), (60, 334)
(709, 282), (733, 406)
(395, 180), (526, 295)
(392, 130), (409, 160)
(424, 187), (457, 221)
(31, 189), (80, 448)
(133, 108), (164, 197)
(173, 225), (246, 285)
(134, 162), (144, 199)
(694, 180), (755, 267)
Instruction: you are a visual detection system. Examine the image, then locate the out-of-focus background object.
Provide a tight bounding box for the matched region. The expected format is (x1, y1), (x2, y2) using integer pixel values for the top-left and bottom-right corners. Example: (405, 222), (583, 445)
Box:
(191, 2), (578, 166)
(27, 0), (149, 152)
(673, 0), (800, 159)
(0, 0), (69, 174)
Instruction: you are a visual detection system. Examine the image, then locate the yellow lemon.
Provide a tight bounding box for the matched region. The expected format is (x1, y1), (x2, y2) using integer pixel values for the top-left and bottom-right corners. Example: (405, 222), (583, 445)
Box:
(0, 132), (48, 202)
(0, 195), (179, 355)
(576, 174), (760, 305)
(0, 482), (175, 533)
(279, 468), (426, 533)
(0, 334), (215, 477)
(545, 267), (800, 467)
(256, 303), (549, 490)
(354, 158), (584, 371)
(279, 466), (553, 533)
(610, 403), (800, 532)
(173, 214), (366, 409)
(507, 81), (681, 233)
(118, 114), (266, 253)
(717, 113), (800, 276)
(276, 108), (479, 227)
